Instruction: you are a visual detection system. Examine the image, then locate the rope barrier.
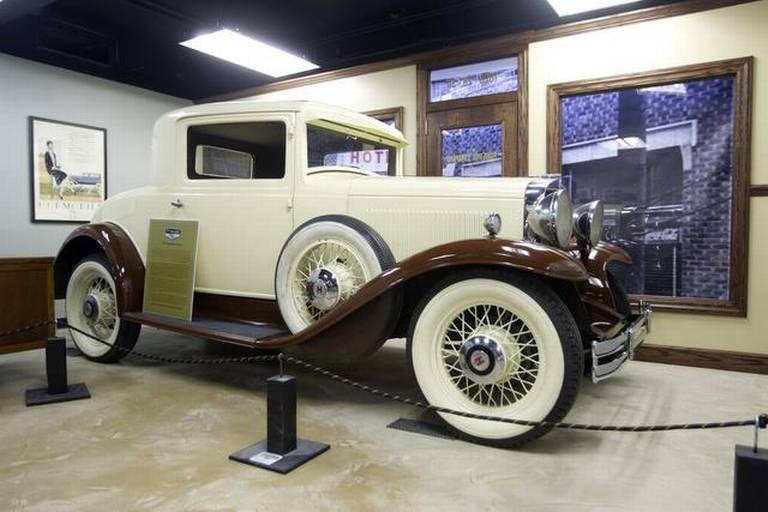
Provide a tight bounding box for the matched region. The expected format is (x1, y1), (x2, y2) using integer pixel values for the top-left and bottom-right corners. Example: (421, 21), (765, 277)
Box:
(3, 320), (765, 433)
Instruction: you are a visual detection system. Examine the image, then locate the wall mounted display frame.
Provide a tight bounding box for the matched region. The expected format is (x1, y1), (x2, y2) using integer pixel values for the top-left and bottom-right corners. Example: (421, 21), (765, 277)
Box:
(29, 116), (107, 223)
(547, 57), (752, 316)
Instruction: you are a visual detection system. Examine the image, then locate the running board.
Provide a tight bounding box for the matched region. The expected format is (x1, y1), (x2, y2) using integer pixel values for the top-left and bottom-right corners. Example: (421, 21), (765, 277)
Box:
(121, 312), (289, 348)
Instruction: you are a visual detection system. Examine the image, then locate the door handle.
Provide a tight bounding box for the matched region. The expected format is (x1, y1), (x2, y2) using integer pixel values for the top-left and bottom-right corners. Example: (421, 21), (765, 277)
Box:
(171, 198), (183, 208)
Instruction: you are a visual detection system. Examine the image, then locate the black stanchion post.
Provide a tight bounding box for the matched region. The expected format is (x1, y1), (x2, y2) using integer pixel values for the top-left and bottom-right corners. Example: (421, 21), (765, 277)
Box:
(734, 415), (768, 512)
(229, 368), (329, 474)
(46, 335), (68, 395)
(267, 375), (297, 454)
(25, 337), (91, 406)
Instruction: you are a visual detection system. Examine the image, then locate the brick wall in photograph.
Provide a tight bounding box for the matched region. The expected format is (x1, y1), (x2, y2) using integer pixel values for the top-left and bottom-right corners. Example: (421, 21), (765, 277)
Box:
(442, 124), (502, 162)
(560, 76), (735, 300)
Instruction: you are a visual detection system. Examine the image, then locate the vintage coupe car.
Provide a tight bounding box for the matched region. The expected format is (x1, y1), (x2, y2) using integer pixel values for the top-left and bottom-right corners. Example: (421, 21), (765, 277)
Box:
(55, 100), (650, 447)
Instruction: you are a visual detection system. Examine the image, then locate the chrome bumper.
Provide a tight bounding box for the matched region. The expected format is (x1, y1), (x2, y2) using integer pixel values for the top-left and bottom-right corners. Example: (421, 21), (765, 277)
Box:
(591, 301), (651, 383)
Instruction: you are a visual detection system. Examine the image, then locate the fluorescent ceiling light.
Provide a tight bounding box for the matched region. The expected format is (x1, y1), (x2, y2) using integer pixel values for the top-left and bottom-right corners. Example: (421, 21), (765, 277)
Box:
(545, 0), (642, 17)
(180, 29), (318, 78)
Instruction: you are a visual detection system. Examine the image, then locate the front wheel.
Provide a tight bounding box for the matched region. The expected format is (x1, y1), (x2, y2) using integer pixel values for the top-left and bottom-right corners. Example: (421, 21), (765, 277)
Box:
(65, 254), (140, 363)
(407, 269), (582, 448)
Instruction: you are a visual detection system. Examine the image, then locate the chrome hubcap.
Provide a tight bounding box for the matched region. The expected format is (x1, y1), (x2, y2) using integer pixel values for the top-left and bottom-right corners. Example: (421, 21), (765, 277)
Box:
(304, 261), (354, 312)
(459, 335), (506, 385)
(293, 240), (370, 325)
(82, 295), (100, 321)
(306, 267), (338, 311)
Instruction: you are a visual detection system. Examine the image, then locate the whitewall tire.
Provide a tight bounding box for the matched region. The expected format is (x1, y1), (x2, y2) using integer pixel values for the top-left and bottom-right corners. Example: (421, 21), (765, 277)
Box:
(275, 216), (394, 333)
(65, 254), (140, 363)
(407, 269), (582, 447)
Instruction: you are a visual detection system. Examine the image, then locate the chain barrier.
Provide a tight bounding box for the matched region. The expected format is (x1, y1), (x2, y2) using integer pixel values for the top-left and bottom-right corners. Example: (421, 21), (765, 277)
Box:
(3, 320), (765, 433)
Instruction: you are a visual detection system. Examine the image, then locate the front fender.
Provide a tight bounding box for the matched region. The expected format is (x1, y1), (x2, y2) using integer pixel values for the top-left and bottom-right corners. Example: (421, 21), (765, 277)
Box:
(54, 223), (145, 314)
(574, 242), (634, 335)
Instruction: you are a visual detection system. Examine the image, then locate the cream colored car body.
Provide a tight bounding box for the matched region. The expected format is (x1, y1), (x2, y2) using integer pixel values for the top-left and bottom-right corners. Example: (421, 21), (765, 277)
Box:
(92, 100), (535, 300)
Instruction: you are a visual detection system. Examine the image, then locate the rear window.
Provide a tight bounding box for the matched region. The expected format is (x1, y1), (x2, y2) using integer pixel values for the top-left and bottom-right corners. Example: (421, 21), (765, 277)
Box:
(187, 121), (286, 180)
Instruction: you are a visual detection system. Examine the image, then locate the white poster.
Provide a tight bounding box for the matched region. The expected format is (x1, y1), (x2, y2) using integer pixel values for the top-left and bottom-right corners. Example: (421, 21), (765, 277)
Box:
(30, 117), (106, 222)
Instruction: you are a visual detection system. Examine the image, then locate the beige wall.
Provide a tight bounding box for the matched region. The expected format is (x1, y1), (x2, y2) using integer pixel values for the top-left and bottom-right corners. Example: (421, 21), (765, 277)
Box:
(246, 1), (768, 354)
(250, 66), (419, 172)
(528, 0), (768, 355)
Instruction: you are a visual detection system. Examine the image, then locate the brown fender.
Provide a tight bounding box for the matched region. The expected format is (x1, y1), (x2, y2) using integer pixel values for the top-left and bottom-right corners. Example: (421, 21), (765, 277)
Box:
(54, 223), (145, 315)
(257, 238), (588, 352)
(573, 242), (633, 334)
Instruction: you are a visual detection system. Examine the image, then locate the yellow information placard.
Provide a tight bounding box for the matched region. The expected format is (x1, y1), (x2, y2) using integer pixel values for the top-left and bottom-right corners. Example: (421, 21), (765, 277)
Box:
(142, 219), (199, 320)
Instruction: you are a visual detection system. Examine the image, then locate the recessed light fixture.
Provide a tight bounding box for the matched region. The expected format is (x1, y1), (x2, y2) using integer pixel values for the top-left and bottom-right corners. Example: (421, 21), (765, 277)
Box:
(545, 0), (642, 17)
(180, 29), (318, 78)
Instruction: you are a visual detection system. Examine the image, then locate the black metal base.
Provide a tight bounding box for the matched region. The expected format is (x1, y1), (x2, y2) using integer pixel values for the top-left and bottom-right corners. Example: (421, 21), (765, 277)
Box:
(229, 439), (330, 474)
(734, 445), (768, 512)
(387, 417), (457, 440)
(25, 383), (91, 406)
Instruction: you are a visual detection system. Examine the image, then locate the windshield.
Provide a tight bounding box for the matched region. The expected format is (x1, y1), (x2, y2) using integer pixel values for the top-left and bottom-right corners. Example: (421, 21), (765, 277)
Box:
(307, 124), (396, 176)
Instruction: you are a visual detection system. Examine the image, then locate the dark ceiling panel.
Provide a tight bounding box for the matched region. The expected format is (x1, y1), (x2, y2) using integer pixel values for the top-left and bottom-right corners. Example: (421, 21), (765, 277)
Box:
(0, 0), (692, 100)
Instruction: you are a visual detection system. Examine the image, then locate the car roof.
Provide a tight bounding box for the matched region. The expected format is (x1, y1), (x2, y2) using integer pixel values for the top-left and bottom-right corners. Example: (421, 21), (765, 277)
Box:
(161, 99), (407, 146)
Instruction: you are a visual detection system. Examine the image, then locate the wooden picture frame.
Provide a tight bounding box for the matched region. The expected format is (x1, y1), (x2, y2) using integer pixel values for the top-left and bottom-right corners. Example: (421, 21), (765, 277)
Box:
(364, 106), (405, 133)
(547, 57), (753, 316)
(29, 116), (108, 223)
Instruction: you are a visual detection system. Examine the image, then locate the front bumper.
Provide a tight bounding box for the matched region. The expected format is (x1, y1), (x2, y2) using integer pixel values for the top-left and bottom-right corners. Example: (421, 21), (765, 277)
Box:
(591, 301), (651, 383)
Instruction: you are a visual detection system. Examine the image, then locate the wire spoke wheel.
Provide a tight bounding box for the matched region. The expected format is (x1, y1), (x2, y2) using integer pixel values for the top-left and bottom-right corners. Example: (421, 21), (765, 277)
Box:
(276, 217), (395, 335)
(409, 270), (582, 447)
(65, 255), (139, 362)
(441, 304), (540, 408)
(290, 239), (370, 324)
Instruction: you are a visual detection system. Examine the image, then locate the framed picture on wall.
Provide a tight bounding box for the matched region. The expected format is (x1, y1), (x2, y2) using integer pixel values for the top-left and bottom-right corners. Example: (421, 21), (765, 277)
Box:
(29, 116), (107, 223)
(547, 58), (752, 316)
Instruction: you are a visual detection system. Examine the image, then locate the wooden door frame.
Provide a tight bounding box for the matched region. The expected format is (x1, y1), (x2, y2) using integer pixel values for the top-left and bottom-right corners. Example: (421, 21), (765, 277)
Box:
(417, 46), (528, 176)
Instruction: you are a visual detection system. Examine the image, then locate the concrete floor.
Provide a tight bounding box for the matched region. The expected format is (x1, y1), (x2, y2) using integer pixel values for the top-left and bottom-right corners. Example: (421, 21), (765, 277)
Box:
(1, 328), (766, 512)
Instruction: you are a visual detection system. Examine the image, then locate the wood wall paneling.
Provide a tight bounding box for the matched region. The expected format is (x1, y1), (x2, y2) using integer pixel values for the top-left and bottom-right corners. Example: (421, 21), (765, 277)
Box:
(635, 344), (768, 374)
(0, 258), (55, 355)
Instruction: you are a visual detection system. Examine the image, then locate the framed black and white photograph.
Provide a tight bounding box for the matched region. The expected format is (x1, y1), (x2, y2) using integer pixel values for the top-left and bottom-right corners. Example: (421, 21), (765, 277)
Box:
(29, 117), (107, 223)
(547, 58), (752, 315)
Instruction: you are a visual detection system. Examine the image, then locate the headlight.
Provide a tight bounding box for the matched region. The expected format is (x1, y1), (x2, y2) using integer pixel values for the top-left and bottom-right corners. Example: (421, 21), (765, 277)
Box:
(527, 188), (573, 249)
(573, 200), (605, 247)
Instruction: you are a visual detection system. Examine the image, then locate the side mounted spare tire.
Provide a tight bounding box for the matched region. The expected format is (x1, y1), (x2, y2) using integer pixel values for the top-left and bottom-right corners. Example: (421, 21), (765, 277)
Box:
(275, 215), (396, 334)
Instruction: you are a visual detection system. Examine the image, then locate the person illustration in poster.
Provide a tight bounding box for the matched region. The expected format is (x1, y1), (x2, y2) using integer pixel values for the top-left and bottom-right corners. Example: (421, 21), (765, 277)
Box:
(44, 140), (70, 199)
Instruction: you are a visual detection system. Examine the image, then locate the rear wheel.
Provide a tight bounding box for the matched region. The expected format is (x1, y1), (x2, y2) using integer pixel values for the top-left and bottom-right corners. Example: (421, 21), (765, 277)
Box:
(65, 254), (140, 363)
(407, 269), (582, 447)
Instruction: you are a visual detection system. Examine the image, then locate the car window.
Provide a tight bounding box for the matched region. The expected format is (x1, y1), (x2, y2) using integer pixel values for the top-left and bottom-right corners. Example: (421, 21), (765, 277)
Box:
(187, 121), (286, 180)
(307, 124), (396, 176)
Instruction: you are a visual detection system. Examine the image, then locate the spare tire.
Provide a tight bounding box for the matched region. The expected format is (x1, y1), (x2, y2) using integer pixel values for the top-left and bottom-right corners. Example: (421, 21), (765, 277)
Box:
(275, 215), (395, 334)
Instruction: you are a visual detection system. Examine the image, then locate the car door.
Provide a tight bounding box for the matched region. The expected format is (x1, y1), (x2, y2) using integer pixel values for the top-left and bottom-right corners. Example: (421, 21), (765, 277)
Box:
(171, 113), (295, 299)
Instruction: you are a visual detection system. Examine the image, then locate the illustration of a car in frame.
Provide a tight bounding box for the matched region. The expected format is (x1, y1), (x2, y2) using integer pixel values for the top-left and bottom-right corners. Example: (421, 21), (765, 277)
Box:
(55, 100), (651, 447)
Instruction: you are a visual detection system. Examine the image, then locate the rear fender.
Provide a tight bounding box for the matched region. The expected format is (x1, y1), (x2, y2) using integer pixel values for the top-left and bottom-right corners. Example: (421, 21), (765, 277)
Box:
(54, 223), (145, 314)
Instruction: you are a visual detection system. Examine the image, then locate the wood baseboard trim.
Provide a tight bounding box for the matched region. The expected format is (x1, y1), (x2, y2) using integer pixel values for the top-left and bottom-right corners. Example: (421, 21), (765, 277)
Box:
(634, 344), (768, 375)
